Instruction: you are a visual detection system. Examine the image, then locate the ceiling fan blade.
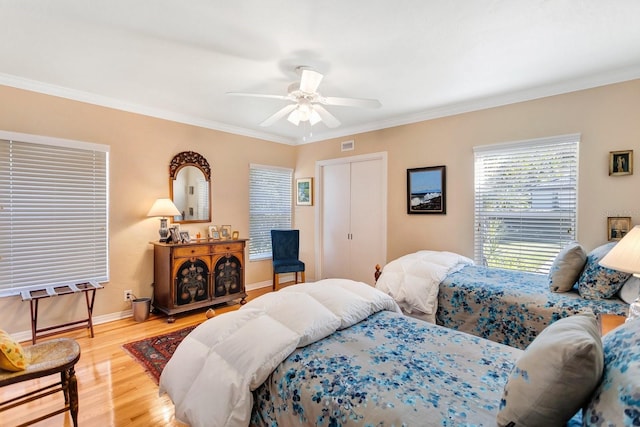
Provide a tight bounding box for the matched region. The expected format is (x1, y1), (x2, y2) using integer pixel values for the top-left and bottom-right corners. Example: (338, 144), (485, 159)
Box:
(260, 104), (297, 127)
(321, 96), (381, 109)
(227, 92), (290, 101)
(299, 69), (323, 94)
(313, 105), (341, 128)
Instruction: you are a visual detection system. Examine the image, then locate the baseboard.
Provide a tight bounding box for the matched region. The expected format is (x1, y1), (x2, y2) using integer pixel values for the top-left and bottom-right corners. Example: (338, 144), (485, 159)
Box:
(13, 281), (273, 343)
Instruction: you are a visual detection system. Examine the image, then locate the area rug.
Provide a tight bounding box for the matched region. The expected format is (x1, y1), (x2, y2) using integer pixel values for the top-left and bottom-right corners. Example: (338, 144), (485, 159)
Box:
(122, 324), (197, 384)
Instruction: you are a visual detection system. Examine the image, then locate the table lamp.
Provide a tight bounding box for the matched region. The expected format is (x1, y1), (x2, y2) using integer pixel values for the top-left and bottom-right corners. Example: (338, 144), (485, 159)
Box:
(599, 225), (640, 321)
(147, 198), (181, 242)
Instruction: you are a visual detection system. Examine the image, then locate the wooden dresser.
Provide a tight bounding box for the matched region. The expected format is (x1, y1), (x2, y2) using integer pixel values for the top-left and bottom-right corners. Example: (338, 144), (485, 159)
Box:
(151, 239), (247, 322)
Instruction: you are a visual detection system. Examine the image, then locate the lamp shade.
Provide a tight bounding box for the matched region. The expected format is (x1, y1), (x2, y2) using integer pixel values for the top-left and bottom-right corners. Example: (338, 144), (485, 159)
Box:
(599, 225), (640, 274)
(147, 198), (181, 217)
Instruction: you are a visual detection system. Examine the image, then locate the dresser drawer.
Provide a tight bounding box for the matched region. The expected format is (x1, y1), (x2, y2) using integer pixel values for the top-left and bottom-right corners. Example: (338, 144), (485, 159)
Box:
(173, 245), (211, 258)
(212, 242), (243, 254)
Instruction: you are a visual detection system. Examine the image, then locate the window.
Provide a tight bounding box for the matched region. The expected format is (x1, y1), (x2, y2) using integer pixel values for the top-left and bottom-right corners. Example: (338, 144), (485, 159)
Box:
(0, 131), (109, 296)
(249, 164), (292, 261)
(474, 134), (579, 273)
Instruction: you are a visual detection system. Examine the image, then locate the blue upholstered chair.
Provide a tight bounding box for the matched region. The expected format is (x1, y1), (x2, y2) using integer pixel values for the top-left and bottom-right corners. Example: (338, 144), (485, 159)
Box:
(271, 229), (305, 291)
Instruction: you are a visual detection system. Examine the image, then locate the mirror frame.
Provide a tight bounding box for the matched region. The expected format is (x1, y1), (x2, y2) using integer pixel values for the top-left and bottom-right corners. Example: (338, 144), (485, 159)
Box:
(169, 151), (211, 224)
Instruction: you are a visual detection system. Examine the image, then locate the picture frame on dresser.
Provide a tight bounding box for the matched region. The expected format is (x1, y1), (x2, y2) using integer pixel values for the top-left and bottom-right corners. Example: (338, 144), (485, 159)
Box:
(221, 225), (231, 240)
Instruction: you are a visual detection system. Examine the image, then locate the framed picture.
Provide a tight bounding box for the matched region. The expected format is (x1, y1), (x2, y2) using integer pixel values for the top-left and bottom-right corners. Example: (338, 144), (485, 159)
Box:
(296, 177), (313, 206)
(608, 216), (631, 241)
(407, 166), (446, 214)
(208, 225), (218, 238)
(609, 150), (633, 176)
(169, 227), (180, 243)
(232, 231), (239, 240)
(221, 225), (231, 240)
(179, 231), (191, 243)
(211, 231), (220, 240)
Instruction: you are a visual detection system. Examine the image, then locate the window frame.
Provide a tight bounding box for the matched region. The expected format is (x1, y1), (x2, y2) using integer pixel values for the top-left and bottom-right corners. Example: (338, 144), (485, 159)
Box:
(0, 130), (110, 297)
(248, 164), (293, 261)
(473, 134), (579, 273)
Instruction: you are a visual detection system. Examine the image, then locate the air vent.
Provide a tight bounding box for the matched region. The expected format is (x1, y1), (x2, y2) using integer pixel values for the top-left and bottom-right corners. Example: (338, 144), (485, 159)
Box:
(341, 140), (355, 151)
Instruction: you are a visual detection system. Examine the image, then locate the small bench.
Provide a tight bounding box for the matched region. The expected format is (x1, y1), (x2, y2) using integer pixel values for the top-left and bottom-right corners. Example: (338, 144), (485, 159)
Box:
(0, 338), (81, 426)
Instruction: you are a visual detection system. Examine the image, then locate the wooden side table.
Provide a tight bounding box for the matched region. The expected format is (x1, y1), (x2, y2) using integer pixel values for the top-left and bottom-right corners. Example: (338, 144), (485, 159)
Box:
(600, 314), (626, 335)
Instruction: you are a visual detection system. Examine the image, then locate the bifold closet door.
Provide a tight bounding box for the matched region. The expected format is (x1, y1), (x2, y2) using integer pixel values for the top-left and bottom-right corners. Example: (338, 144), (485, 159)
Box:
(321, 162), (351, 280)
(321, 159), (384, 284)
(349, 159), (384, 284)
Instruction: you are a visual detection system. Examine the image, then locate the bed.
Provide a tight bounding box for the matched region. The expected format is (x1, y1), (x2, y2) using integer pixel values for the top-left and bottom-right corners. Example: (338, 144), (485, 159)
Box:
(375, 246), (630, 349)
(158, 278), (640, 427)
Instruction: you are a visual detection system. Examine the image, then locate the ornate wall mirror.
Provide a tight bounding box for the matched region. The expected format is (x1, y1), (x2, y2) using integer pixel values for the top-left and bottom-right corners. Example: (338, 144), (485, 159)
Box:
(169, 151), (211, 223)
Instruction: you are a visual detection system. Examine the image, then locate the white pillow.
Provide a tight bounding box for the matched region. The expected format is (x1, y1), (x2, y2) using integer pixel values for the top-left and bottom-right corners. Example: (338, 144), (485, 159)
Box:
(497, 313), (604, 426)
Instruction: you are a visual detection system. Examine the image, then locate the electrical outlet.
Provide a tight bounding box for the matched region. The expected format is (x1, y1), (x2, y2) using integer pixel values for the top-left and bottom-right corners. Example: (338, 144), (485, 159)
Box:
(124, 290), (132, 301)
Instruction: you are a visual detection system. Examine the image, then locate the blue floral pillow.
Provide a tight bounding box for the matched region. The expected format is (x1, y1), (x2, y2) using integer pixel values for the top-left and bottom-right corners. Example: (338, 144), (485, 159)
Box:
(583, 318), (640, 426)
(578, 243), (630, 299)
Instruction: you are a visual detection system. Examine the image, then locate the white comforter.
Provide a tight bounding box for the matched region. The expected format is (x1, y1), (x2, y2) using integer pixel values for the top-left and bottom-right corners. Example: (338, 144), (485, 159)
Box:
(375, 250), (473, 322)
(158, 278), (400, 427)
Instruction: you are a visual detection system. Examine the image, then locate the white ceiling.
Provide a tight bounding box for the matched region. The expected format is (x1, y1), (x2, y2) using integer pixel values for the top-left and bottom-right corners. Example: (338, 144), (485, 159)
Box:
(2, 1), (640, 145)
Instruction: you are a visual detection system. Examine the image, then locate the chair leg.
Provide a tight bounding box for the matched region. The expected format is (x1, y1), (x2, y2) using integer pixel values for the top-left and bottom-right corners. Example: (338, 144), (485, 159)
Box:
(301, 271), (305, 283)
(68, 366), (79, 427)
(273, 273), (277, 291)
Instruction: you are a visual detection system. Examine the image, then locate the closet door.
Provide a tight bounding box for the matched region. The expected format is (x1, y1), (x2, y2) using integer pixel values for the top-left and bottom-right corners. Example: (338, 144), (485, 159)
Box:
(349, 159), (384, 284)
(320, 155), (385, 285)
(321, 162), (351, 279)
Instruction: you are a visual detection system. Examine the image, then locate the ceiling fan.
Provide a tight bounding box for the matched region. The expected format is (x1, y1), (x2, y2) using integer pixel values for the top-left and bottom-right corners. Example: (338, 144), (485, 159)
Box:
(228, 66), (381, 128)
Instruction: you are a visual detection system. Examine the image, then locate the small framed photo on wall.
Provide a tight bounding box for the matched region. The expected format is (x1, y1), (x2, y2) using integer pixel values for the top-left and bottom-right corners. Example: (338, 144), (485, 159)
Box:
(607, 216), (631, 241)
(609, 150), (633, 176)
(296, 178), (313, 206)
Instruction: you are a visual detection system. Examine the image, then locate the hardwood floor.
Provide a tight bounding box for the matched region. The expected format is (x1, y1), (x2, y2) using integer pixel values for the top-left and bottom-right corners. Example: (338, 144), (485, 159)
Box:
(1, 287), (271, 426)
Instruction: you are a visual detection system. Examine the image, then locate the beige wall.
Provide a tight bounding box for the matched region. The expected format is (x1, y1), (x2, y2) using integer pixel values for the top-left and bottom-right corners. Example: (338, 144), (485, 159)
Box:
(1, 79), (639, 335)
(296, 79), (640, 280)
(0, 85), (295, 335)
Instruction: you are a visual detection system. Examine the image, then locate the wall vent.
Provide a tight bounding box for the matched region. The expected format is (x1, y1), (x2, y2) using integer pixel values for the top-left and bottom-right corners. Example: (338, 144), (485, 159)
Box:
(341, 140), (355, 151)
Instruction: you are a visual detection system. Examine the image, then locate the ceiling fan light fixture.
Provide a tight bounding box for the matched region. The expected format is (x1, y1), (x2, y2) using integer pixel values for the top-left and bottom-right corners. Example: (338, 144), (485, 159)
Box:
(287, 108), (301, 126)
(309, 109), (322, 126)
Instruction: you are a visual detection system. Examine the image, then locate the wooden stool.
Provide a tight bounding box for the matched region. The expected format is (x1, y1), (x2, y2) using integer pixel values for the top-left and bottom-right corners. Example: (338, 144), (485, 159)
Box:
(0, 338), (81, 426)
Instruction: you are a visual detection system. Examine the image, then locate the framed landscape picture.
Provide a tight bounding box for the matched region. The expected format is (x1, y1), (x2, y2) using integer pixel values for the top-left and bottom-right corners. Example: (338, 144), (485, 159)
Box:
(296, 177), (313, 206)
(407, 166), (446, 214)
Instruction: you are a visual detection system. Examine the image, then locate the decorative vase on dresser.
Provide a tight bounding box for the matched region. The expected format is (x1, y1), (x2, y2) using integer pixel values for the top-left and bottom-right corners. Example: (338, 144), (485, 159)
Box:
(151, 239), (247, 322)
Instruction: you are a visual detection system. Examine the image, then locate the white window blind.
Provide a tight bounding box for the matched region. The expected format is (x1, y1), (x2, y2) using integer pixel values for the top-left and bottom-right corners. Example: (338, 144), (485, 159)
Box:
(0, 132), (109, 296)
(249, 164), (292, 261)
(474, 134), (579, 273)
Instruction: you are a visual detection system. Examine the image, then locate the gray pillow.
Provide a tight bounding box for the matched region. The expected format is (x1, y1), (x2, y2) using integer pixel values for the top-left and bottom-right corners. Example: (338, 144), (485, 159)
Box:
(497, 313), (604, 427)
(548, 242), (587, 292)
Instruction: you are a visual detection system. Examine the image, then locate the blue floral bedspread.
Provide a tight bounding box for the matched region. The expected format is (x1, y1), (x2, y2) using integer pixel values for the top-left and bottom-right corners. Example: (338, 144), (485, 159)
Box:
(436, 265), (628, 349)
(251, 310), (521, 426)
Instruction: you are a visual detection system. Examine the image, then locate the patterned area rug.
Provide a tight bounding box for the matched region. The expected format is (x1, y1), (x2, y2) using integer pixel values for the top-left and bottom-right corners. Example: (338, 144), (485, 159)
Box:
(122, 325), (197, 384)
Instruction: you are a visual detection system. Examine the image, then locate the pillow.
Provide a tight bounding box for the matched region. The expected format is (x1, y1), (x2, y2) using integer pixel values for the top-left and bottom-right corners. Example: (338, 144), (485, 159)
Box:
(578, 242), (630, 299)
(618, 275), (640, 304)
(548, 242), (587, 292)
(497, 313), (604, 427)
(583, 318), (640, 426)
(0, 329), (28, 372)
